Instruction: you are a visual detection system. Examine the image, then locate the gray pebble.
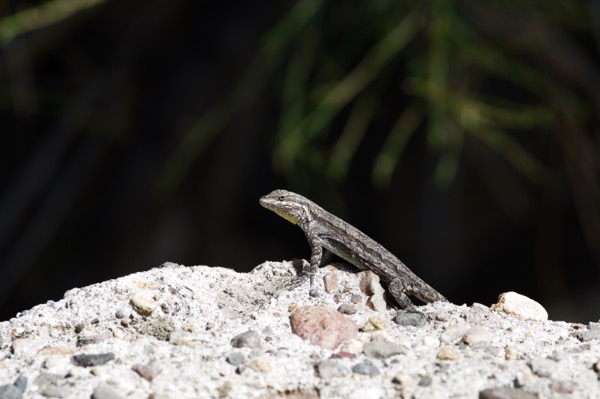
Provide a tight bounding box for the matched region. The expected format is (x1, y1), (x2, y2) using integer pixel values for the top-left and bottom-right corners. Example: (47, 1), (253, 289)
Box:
(394, 311), (427, 327)
(350, 294), (362, 304)
(363, 341), (404, 359)
(351, 360), (380, 376)
(479, 387), (537, 399)
(13, 376), (27, 393)
(573, 329), (600, 342)
(418, 375), (432, 387)
(115, 308), (129, 319)
(589, 322), (600, 330)
(226, 352), (245, 366)
(91, 384), (123, 399)
(316, 360), (350, 378)
(0, 385), (23, 399)
(230, 330), (261, 348)
(337, 304), (357, 315)
(72, 353), (115, 367)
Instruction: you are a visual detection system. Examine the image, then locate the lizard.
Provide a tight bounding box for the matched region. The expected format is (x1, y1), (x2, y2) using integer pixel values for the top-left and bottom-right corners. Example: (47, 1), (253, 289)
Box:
(259, 189), (448, 309)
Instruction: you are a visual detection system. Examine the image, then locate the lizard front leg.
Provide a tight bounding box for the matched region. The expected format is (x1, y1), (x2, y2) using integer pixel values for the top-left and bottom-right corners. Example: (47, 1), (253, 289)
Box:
(306, 236), (322, 297)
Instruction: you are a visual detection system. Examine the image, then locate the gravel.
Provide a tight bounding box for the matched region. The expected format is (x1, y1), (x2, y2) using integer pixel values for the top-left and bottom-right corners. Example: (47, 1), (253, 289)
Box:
(0, 260), (598, 398)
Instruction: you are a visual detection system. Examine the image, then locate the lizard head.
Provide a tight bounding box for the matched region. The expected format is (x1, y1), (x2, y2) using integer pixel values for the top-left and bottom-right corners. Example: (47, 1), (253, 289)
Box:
(259, 189), (313, 225)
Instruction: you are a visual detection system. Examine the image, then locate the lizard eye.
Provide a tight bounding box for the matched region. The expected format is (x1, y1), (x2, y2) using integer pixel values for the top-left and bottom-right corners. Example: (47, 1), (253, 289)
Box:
(277, 196), (285, 201)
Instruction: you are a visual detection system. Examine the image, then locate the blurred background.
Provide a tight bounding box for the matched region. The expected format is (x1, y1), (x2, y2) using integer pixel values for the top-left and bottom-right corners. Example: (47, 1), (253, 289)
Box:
(1, 0), (599, 322)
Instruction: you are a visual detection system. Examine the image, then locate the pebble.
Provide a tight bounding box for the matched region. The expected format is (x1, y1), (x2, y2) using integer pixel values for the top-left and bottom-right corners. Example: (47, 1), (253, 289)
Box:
(392, 373), (416, 398)
(290, 306), (358, 350)
(0, 385), (22, 399)
(436, 346), (461, 360)
(463, 325), (491, 345)
(573, 329), (600, 342)
(136, 317), (175, 341)
(491, 292), (548, 321)
(226, 351), (245, 366)
(33, 373), (70, 398)
(13, 376), (27, 393)
(363, 341), (404, 359)
(549, 380), (576, 394)
(394, 311), (427, 327)
(115, 308), (129, 319)
(130, 291), (157, 316)
(323, 272), (338, 293)
(358, 271), (387, 312)
(246, 357), (271, 372)
(479, 387), (537, 399)
(77, 331), (112, 346)
(337, 304), (357, 315)
(440, 324), (470, 344)
(72, 353), (115, 367)
(418, 375), (432, 387)
(350, 294), (362, 304)
(132, 362), (162, 381)
(316, 359), (350, 378)
(360, 317), (386, 332)
(351, 360), (380, 376)
(528, 357), (555, 378)
(91, 384), (123, 399)
(230, 330), (261, 348)
(330, 351), (356, 359)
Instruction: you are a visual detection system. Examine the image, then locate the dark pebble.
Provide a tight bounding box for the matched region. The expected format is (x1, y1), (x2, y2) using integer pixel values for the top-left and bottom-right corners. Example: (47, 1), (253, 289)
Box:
(226, 352), (245, 366)
(479, 387), (537, 399)
(72, 353), (115, 367)
(394, 311), (427, 327)
(351, 360), (380, 376)
(230, 330), (261, 348)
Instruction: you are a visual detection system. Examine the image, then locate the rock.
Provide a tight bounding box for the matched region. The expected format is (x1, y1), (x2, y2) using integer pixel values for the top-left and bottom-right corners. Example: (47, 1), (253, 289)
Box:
(363, 341), (404, 359)
(358, 271), (387, 312)
(230, 330), (261, 348)
(360, 317), (386, 332)
(437, 347), (461, 360)
(130, 291), (157, 316)
(350, 294), (362, 304)
(316, 360), (350, 378)
(132, 362), (162, 381)
(323, 272), (338, 293)
(491, 292), (548, 321)
(463, 326), (491, 345)
(351, 360), (380, 376)
(290, 306), (358, 350)
(91, 384), (123, 399)
(226, 352), (245, 366)
(72, 353), (115, 367)
(136, 316), (175, 341)
(394, 311), (427, 327)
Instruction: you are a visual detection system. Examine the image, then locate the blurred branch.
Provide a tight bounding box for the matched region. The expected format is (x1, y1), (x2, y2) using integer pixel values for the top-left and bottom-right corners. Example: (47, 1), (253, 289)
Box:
(0, 0), (104, 45)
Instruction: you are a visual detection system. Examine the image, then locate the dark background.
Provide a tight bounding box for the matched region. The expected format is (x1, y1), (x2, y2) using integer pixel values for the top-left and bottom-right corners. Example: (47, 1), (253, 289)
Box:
(1, 0), (599, 322)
